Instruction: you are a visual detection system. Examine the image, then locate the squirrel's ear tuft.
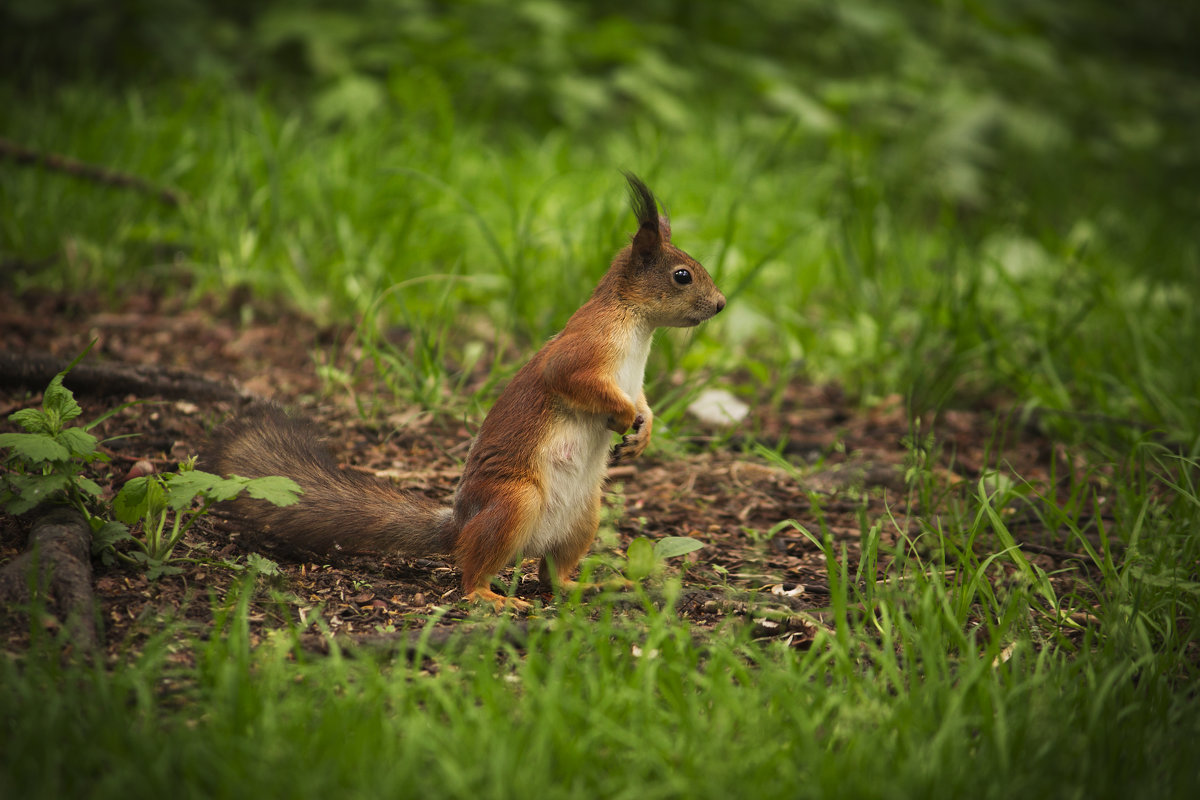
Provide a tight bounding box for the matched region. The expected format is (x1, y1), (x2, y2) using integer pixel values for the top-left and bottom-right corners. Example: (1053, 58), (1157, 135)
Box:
(624, 172), (669, 257)
(625, 172), (658, 229)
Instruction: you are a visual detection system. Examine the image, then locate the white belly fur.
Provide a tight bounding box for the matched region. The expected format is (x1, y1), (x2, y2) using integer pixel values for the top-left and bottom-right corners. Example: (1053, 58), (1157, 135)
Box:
(525, 324), (653, 555)
(526, 413), (611, 555)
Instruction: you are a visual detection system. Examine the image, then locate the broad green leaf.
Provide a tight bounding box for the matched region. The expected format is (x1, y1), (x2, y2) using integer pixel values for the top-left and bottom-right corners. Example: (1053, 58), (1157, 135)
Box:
(207, 477), (254, 503)
(43, 373), (82, 421)
(114, 476), (167, 524)
(75, 476), (103, 498)
(243, 475), (303, 506)
(10, 472), (70, 497)
(56, 427), (99, 458)
(168, 471), (302, 507)
(8, 408), (50, 434)
(0, 432), (71, 463)
(3, 471), (68, 513)
(165, 470), (224, 509)
(92, 520), (132, 555)
(5, 493), (41, 515)
(146, 561), (184, 580)
(653, 536), (704, 560)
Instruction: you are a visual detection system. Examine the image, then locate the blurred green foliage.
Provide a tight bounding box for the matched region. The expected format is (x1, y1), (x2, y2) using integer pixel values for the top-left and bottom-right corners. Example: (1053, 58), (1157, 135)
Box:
(6, 1), (1198, 270)
(3, 0), (1198, 436)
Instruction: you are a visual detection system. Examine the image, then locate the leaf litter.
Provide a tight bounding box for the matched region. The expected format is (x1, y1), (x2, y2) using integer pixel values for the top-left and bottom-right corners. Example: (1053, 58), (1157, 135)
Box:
(0, 288), (1112, 659)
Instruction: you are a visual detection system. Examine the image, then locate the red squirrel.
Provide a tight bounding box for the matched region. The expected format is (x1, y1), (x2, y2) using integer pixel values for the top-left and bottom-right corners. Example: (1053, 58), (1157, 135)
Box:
(204, 174), (726, 609)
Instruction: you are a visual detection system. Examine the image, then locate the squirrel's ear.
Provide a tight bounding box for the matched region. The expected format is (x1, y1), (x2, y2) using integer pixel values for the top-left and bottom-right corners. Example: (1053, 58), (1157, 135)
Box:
(658, 212), (672, 243)
(624, 172), (667, 258)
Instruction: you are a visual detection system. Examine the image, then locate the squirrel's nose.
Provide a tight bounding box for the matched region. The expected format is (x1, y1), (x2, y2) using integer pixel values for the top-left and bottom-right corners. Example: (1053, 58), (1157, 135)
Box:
(715, 296), (726, 314)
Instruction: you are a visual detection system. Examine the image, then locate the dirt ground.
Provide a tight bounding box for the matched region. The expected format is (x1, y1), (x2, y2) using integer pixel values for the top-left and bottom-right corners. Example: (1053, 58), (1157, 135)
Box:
(0, 288), (1102, 657)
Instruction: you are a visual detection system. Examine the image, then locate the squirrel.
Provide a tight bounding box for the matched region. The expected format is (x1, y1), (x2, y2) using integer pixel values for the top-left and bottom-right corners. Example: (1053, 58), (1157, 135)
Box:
(203, 173), (726, 610)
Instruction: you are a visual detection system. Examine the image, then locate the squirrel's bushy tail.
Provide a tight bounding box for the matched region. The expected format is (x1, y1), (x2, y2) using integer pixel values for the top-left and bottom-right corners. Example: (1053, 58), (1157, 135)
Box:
(202, 406), (456, 558)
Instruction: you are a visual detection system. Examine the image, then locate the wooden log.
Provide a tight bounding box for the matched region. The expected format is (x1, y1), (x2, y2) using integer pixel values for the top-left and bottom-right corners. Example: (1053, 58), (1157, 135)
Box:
(0, 507), (98, 650)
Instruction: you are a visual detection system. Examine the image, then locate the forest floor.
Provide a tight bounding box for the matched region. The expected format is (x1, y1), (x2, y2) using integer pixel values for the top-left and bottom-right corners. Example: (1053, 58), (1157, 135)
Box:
(0, 288), (1102, 659)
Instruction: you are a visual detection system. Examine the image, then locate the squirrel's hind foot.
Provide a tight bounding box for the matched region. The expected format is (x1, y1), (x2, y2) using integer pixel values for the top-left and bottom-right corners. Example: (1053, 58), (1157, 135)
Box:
(465, 587), (532, 612)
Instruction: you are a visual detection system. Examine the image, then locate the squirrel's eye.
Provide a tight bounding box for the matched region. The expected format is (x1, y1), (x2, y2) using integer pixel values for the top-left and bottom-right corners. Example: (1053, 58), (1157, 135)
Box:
(672, 268), (693, 285)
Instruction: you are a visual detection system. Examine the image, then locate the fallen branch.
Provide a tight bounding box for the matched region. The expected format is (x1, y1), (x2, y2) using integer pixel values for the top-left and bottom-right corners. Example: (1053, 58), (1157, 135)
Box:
(1015, 540), (1092, 563)
(0, 507), (98, 650)
(0, 136), (186, 207)
(0, 352), (245, 402)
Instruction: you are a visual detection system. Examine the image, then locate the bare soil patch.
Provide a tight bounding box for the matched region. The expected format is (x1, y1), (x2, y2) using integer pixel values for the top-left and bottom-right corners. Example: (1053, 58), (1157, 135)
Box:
(0, 289), (1102, 657)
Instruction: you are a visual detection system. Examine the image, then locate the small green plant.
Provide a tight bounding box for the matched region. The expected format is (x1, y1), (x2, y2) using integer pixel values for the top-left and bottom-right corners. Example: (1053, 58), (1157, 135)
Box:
(0, 355), (302, 579)
(106, 457), (301, 579)
(623, 535), (704, 582)
(0, 350), (127, 539)
(740, 519), (796, 546)
(900, 419), (937, 487)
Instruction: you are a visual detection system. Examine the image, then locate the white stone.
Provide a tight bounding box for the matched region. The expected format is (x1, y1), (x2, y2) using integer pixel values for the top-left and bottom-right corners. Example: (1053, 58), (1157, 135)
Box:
(688, 388), (749, 427)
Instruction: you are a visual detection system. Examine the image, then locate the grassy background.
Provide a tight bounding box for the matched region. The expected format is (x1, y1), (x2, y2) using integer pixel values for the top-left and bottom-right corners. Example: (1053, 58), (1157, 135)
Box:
(4, 0), (1198, 440)
(2, 1), (1199, 796)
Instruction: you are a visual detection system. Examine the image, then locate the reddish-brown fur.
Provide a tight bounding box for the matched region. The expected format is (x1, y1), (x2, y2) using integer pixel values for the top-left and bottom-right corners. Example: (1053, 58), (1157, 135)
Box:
(204, 174), (725, 610)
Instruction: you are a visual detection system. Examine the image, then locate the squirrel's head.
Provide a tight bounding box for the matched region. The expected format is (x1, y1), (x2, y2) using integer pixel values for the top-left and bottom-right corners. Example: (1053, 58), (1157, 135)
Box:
(604, 173), (726, 328)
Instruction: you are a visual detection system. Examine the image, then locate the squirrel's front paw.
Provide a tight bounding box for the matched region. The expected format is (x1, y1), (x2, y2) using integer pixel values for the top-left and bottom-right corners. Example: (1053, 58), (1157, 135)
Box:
(610, 413), (651, 463)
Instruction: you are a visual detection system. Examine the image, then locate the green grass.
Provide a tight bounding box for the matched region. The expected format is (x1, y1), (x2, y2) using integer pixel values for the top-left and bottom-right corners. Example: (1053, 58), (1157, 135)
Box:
(3, 1), (1200, 795)
(4, 444), (1198, 799)
(3, 79), (1197, 442)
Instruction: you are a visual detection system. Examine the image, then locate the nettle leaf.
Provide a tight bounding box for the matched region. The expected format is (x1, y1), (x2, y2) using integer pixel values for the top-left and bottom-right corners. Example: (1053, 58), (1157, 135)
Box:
(5, 493), (41, 515)
(8, 408), (51, 434)
(4, 471), (69, 514)
(168, 471), (302, 507)
(43, 374), (83, 422)
(653, 536), (704, 560)
(114, 476), (167, 524)
(11, 472), (70, 497)
(75, 476), (103, 499)
(92, 520), (132, 555)
(146, 560), (184, 580)
(243, 475), (302, 506)
(165, 470), (226, 508)
(56, 427), (99, 459)
(0, 432), (71, 464)
(244, 553), (282, 576)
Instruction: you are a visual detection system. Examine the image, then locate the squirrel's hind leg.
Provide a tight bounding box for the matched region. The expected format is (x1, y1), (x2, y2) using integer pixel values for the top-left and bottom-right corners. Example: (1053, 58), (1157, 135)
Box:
(537, 488), (632, 595)
(456, 485), (539, 612)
